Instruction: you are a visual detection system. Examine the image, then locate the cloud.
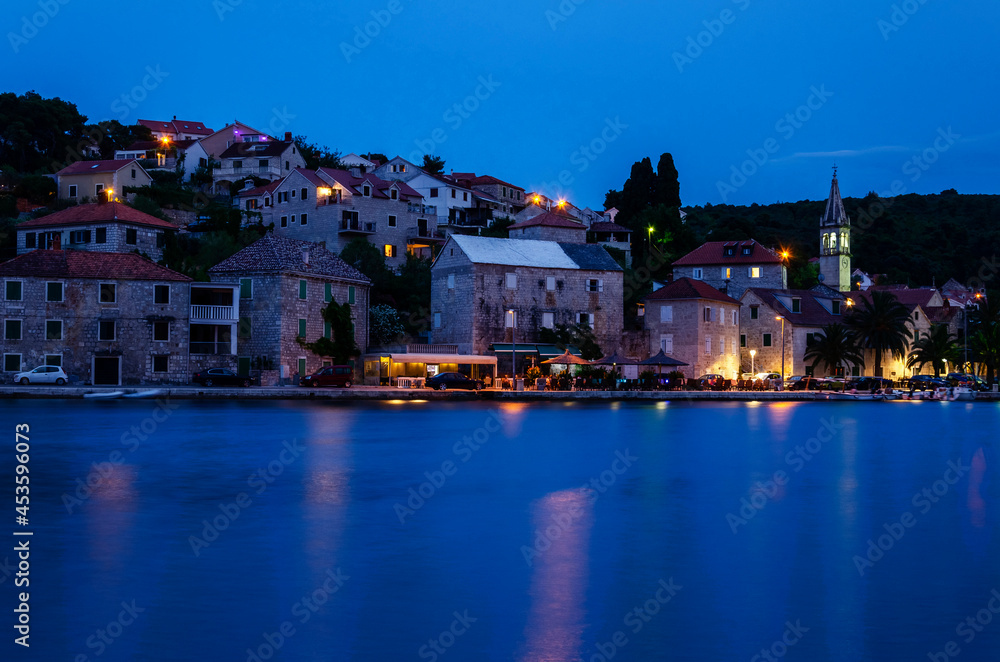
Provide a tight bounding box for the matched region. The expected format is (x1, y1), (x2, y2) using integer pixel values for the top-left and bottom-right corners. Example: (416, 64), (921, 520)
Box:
(773, 145), (909, 163)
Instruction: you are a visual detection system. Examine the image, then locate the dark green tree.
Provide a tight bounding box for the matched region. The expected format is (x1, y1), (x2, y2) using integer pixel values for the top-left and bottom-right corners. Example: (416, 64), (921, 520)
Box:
(298, 301), (361, 364)
(803, 323), (866, 375)
(906, 324), (959, 377)
(847, 291), (913, 376)
(294, 135), (343, 170)
(538, 323), (603, 360)
(0, 91), (88, 173)
(421, 154), (445, 174)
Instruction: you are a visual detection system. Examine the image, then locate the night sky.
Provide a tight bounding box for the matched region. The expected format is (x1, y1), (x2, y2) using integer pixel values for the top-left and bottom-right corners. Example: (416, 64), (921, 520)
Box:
(4, 0), (998, 208)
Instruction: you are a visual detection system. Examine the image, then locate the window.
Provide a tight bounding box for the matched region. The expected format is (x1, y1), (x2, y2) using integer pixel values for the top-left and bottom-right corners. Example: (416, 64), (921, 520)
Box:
(299, 280), (307, 299)
(95, 183), (104, 196)
(301, 213), (308, 226)
(763, 333), (772, 347)
(586, 279), (603, 293)
(722, 267), (732, 279)
(3, 354), (21, 372)
(324, 283), (332, 303)
(705, 336), (712, 354)
(660, 305), (673, 323)
(100, 283), (117, 303)
(750, 305), (759, 320)
(718, 307), (724, 324)
(233, 160), (243, 170)
(153, 322), (169, 341)
(96, 228), (107, 244)
(70, 230), (91, 244)
(154, 285), (170, 304)
(46, 282), (63, 302)
(301, 188), (308, 200)
(324, 321), (332, 339)
(281, 216), (288, 227)
(348, 286), (355, 304)
(724, 246), (736, 257)
(506, 273), (517, 290)
(126, 228), (137, 245)
(703, 307), (713, 322)
(291, 188), (297, 200)
(542, 312), (555, 329)
(388, 215), (397, 227)
(741, 334), (746, 348)
(363, 185), (371, 197)
(660, 334), (673, 353)
(742, 246), (752, 255)
(156, 232), (165, 248)
(238, 317), (252, 340)
(451, 189), (456, 198)
(99, 320), (115, 341)
(46, 320), (62, 340)
(463, 192), (468, 201)
(298, 319), (307, 338)
(131, 168), (137, 179)
(152, 355), (168, 373)
(433, 312), (442, 329)
(68, 184), (77, 197)
(447, 274), (455, 289)
(719, 338), (725, 355)
(240, 278), (253, 299)
(505, 311), (518, 328)
(291, 215), (296, 224)
(384, 245), (397, 258)
(285, 161), (290, 170)
(44, 355), (61, 367)
(259, 159), (269, 170)
(390, 189), (398, 200)
(430, 188), (439, 198)
(546, 276), (556, 291)
(731, 338), (738, 355)
(4, 320), (21, 340)
(805, 365), (815, 377)
(749, 267), (761, 278)
(731, 310), (738, 326)
(832, 300), (841, 315)
(576, 312), (594, 327)
(25, 233), (36, 249)
(5, 281), (22, 301)
(692, 268), (703, 279)
(791, 298), (801, 313)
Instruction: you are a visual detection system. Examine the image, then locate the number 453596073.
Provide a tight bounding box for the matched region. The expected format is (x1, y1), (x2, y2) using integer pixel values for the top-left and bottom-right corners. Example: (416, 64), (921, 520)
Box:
(15, 424), (29, 520)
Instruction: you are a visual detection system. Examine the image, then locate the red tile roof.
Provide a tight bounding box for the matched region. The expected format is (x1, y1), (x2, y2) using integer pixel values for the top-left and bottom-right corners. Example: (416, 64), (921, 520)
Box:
(0, 250), (191, 281)
(746, 288), (845, 327)
(589, 221), (631, 234)
(645, 277), (740, 304)
(138, 119), (213, 136)
(56, 159), (141, 176)
(237, 181), (281, 198)
(673, 240), (783, 266)
(18, 203), (178, 230)
(508, 210), (586, 231)
(317, 168), (422, 200)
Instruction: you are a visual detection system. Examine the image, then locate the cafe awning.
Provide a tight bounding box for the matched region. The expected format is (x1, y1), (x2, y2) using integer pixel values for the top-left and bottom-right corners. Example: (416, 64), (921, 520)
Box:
(489, 343), (543, 354)
(489, 344), (582, 357)
(379, 353), (497, 365)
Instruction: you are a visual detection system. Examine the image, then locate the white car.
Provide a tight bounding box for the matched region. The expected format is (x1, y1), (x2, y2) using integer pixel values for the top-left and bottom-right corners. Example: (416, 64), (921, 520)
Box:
(14, 365), (68, 385)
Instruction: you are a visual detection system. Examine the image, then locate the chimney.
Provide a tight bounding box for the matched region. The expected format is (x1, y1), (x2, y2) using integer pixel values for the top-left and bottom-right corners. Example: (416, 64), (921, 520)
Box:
(173, 115), (177, 120)
(285, 131), (292, 142)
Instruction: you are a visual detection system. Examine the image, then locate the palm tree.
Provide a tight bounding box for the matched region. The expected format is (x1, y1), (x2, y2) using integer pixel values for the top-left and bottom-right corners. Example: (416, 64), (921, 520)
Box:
(803, 323), (866, 376)
(846, 291), (913, 377)
(906, 324), (958, 377)
(971, 323), (1000, 386)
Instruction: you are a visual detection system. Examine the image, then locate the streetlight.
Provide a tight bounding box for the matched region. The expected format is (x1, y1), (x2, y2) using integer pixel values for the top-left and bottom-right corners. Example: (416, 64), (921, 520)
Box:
(647, 226), (654, 255)
(508, 309), (516, 383)
(965, 292), (982, 375)
(750, 349), (756, 376)
(775, 316), (786, 383)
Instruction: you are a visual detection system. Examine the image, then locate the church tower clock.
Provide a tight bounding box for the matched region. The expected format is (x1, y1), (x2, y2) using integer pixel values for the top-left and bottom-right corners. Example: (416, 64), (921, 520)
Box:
(819, 167), (851, 292)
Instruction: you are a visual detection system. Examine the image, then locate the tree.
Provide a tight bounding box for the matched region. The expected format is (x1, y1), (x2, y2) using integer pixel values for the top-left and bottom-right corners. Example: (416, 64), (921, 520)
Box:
(0, 91), (88, 173)
(803, 323), (865, 376)
(370, 304), (405, 346)
(480, 216), (515, 238)
(339, 238), (394, 292)
(298, 301), (361, 364)
(538, 323), (603, 360)
(294, 135), (343, 170)
(847, 291), (913, 376)
(906, 324), (959, 377)
(421, 154), (445, 174)
(86, 120), (153, 160)
(13, 175), (56, 204)
(971, 323), (1000, 386)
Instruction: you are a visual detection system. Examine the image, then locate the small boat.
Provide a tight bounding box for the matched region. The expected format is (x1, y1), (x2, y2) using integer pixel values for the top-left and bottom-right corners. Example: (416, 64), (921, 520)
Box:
(83, 390), (124, 400)
(123, 389), (165, 399)
(827, 392), (884, 401)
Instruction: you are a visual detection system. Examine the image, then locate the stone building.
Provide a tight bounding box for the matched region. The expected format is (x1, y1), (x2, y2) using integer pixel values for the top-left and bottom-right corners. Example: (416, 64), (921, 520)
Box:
(507, 211), (587, 243)
(1, 250), (192, 385)
(55, 159), (152, 202)
(672, 239), (787, 299)
(16, 202), (178, 262)
(430, 235), (624, 359)
(450, 173), (527, 217)
(818, 169), (852, 292)
(214, 135), (304, 195)
(261, 168), (438, 267)
(207, 234), (371, 385)
(643, 278), (741, 379)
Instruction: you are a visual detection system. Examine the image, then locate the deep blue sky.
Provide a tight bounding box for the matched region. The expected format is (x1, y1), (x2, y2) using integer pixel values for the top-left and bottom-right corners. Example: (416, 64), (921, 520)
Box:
(4, 0), (998, 209)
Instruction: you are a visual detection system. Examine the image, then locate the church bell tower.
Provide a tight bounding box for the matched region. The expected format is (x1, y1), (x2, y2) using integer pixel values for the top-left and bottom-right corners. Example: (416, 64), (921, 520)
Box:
(819, 167), (851, 292)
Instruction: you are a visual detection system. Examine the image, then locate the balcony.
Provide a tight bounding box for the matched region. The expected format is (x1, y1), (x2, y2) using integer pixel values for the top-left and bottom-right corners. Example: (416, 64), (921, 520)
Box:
(214, 166), (280, 179)
(190, 342), (234, 356)
(408, 203), (437, 215)
(406, 227), (446, 243)
(340, 219), (376, 234)
(190, 304), (238, 322)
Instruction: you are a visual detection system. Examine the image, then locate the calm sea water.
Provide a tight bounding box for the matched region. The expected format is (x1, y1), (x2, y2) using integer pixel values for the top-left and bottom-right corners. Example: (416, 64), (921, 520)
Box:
(1, 399), (998, 661)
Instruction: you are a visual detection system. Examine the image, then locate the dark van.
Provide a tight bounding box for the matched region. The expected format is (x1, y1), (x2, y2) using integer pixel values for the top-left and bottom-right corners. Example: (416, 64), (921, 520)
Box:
(301, 365), (354, 388)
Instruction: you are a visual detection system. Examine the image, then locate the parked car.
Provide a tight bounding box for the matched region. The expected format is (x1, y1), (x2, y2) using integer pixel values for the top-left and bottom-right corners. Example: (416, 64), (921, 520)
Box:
(946, 373), (988, 390)
(784, 375), (807, 390)
(192, 368), (255, 387)
(301, 366), (353, 388)
(698, 373), (724, 388)
(906, 375), (949, 391)
(14, 365), (68, 385)
(788, 376), (829, 391)
(847, 377), (894, 392)
(425, 372), (483, 391)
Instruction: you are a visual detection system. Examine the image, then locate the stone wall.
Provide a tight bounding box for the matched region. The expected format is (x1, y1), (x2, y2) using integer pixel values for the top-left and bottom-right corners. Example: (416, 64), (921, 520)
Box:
(645, 298), (741, 379)
(17, 221), (168, 261)
(673, 265), (785, 300)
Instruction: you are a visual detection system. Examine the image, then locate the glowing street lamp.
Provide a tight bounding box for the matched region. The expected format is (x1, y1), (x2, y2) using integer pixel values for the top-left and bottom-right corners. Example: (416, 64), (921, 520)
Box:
(775, 316), (786, 382)
(750, 349), (756, 375)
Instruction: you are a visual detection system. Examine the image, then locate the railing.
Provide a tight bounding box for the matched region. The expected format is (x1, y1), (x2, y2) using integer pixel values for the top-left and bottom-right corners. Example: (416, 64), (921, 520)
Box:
(406, 227), (445, 241)
(340, 220), (376, 233)
(215, 166), (279, 178)
(190, 305), (238, 321)
(190, 342), (233, 355)
(408, 203), (437, 215)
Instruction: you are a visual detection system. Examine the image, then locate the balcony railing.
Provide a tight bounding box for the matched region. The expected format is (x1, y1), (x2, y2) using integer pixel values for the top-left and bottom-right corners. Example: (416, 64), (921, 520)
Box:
(408, 203), (437, 215)
(190, 342), (234, 355)
(190, 305), (238, 321)
(340, 219), (376, 234)
(406, 227), (445, 242)
(215, 166), (279, 178)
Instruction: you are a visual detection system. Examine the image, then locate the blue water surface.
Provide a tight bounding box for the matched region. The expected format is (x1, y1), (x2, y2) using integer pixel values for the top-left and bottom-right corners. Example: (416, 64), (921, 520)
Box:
(1, 399), (998, 661)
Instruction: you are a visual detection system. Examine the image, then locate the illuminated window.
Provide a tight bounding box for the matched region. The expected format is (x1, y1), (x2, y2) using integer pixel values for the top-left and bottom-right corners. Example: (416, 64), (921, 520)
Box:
(750, 267), (761, 278)
(384, 244), (397, 258)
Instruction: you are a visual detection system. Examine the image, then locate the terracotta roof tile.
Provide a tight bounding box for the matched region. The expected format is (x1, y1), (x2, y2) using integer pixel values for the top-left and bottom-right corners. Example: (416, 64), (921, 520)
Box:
(673, 240), (783, 266)
(0, 250), (191, 281)
(645, 277), (740, 304)
(208, 234), (371, 283)
(56, 159), (141, 176)
(509, 210), (586, 230)
(18, 203), (178, 230)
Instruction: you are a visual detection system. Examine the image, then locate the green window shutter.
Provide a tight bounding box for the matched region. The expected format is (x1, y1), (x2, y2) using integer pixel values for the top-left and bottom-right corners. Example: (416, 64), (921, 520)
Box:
(299, 280), (307, 299)
(298, 319), (307, 338)
(325, 283), (332, 302)
(324, 321), (332, 339)
(348, 286), (356, 305)
(240, 278), (252, 299)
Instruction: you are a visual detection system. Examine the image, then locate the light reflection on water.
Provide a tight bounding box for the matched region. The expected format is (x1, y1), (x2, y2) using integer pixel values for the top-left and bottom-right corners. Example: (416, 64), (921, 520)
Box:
(2, 399), (998, 661)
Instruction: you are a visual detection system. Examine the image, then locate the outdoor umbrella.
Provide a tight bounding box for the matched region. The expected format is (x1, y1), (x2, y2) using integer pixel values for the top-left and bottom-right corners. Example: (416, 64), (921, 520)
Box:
(541, 350), (592, 367)
(638, 349), (689, 378)
(590, 352), (639, 387)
